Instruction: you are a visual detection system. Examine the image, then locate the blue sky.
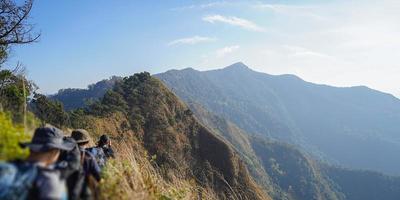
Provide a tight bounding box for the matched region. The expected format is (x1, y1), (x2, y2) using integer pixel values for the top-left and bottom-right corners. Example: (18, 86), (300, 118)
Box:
(7, 0), (400, 97)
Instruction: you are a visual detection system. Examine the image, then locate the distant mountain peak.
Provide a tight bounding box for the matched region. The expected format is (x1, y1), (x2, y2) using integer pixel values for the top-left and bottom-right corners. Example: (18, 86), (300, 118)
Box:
(163, 67), (198, 75)
(181, 67), (197, 72)
(224, 62), (251, 71)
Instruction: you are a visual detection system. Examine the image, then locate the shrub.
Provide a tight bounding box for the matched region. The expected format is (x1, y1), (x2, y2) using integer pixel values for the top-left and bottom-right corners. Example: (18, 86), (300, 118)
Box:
(0, 112), (31, 161)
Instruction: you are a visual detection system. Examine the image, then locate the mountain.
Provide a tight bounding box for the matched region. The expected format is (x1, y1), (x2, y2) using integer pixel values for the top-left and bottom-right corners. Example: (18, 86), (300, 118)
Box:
(50, 76), (122, 111)
(187, 101), (400, 200)
(322, 165), (400, 200)
(156, 62), (400, 175)
(188, 103), (343, 200)
(68, 73), (271, 200)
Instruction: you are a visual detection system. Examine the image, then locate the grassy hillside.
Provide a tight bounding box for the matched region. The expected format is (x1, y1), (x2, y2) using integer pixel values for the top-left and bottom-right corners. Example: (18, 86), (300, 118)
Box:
(68, 72), (271, 200)
(78, 112), (219, 200)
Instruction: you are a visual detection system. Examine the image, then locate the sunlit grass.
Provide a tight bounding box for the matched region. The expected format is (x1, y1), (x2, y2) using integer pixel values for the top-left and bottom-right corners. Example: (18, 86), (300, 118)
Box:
(99, 140), (218, 200)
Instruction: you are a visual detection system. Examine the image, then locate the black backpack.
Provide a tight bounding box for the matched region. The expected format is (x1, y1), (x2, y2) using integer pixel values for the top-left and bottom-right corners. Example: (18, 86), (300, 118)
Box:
(57, 143), (86, 200)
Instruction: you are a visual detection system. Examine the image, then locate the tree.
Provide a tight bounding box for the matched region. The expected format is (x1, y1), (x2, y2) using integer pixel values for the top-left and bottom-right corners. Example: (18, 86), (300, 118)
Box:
(0, 0), (39, 123)
(0, 68), (35, 122)
(30, 93), (69, 128)
(0, 0), (40, 65)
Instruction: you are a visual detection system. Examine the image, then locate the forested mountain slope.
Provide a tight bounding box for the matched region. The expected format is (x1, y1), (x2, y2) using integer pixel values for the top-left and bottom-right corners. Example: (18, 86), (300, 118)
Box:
(322, 165), (400, 200)
(67, 72), (271, 200)
(156, 62), (400, 175)
(188, 102), (400, 200)
(188, 103), (343, 200)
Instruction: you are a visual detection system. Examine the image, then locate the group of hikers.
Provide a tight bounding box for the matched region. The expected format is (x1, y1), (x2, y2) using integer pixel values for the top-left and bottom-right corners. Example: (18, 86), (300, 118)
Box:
(0, 125), (115, 200)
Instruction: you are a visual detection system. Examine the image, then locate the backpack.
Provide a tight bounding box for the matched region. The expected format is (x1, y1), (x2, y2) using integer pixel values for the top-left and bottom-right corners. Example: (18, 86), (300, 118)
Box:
(87, 147), (106, 168)
(0, 162), (38, 200)
(57, 145), (85, 200)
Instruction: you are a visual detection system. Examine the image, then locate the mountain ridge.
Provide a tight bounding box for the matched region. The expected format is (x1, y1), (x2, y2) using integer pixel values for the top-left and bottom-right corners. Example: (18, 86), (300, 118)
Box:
(156, 62), (400, 175)
(68, 72), (271, 200)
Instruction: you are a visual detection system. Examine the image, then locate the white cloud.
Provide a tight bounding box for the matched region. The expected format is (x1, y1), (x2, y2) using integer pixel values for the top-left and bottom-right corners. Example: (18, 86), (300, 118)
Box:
(203, 15), (266, 32)
(168, 36), (216, 46)
(172, 1), (400, 97)
(216, 45), (240, 57)
(254, 3), (324, 20)
(172, 1), (228, 11)
(255, 4), (312, 11)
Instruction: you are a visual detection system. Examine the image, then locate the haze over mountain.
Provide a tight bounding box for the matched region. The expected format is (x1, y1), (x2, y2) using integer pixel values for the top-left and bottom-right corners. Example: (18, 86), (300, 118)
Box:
(156, 62), (400, 175)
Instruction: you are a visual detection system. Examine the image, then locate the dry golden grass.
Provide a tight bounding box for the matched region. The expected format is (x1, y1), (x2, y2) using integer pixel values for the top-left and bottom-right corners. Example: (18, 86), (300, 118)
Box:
(98, 140), (219, 200)
(74, 112), (217, 200)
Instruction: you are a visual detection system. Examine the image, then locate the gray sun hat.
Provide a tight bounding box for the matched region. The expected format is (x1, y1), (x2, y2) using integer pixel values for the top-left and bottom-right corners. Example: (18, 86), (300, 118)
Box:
(71, 129), (91, 144)
(20, 126), (75, 152)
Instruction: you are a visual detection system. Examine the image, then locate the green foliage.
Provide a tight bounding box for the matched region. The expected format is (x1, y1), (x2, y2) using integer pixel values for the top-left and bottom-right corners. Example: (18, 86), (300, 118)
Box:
(0, 46), (7, 65)
(68, 108), (90, 129)
(86, 90), (128, 116)
(99, 159), (133, 200)
(0, 70), (35, 123)
(87, 73), (155, 130)
(30, 93), (69, 128)
(85, 101), (111, 116)
(101, 90), (128, 112)
(0, 112), (30, 161)
(159, 188), (187, 200)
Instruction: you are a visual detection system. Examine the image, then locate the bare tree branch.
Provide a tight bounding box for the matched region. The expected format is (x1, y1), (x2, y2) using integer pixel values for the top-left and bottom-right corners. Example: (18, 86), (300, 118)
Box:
(0, 1), (32, 39)
(0, 0), (39, 66)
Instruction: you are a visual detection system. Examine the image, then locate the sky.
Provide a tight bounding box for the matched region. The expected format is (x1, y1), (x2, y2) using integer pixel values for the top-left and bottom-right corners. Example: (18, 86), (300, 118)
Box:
(7, 0), (400, 97)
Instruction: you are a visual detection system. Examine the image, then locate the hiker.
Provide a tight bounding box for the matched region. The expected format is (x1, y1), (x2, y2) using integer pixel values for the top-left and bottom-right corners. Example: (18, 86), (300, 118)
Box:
(87, 134), (114, 169)
(71, 129), (101, 200)
(0, 126), (75, 200)
(57, 137), (84, 200)
(97, 134), (115, 159)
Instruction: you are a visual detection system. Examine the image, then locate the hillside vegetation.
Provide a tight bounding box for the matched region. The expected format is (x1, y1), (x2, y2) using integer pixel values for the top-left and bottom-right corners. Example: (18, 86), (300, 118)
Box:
(65, 72), (271, 200)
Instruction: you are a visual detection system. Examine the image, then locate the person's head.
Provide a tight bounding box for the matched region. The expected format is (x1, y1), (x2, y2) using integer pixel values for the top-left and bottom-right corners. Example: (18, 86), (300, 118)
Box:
(98, 134), (111, 147)
(71, 129), (91, 148)
(28, 149), (60, 165)
(20, 126), (75, 166)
